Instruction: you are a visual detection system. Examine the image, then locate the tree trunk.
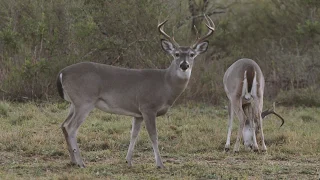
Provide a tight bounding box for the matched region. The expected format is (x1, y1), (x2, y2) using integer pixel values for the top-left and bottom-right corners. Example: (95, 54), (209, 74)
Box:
(188, 0), (209, 36)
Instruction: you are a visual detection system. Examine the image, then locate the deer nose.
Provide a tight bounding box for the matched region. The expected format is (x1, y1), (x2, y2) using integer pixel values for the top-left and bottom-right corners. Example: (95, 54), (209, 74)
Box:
(180, 62), (190, 71)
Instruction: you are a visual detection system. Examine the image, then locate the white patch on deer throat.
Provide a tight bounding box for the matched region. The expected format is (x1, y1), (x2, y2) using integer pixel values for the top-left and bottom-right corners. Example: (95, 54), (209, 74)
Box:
(177, 68), (191, 79)
(177, 60), (191, 79)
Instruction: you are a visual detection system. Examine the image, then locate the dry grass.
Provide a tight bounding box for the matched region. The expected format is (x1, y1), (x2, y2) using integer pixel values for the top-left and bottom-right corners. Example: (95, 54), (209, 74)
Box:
(0, 101), (319, 179)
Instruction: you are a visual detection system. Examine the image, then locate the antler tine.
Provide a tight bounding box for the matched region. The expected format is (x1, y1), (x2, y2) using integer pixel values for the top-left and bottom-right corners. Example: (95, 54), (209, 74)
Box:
(192, 25), (200, 45)
(204, 14), (215, 28)
(191, 14), (215, 48)
(261, 108), (269, 119)
(202, 14), (215, 38)
(172, 26), (178, 45)
(261, 109), (285, 127)
(271, 111), (285, 127)
(158, 19), (179, 47)
(158, 20), (170, 39)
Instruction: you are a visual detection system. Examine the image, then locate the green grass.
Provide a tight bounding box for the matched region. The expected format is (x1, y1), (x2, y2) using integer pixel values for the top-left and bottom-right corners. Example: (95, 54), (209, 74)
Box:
(0, 101), (320, 179)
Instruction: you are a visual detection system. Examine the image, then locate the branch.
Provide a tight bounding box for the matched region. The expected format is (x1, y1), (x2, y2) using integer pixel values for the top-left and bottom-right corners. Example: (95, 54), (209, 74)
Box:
(177, 1), (240, 29)
(176, 11), (225, 29)
(0, 88), (9, 94)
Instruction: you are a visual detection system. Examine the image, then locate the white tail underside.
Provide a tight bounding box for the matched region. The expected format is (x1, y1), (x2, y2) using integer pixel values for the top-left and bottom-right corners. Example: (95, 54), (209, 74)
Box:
(241, 70), (257, 101)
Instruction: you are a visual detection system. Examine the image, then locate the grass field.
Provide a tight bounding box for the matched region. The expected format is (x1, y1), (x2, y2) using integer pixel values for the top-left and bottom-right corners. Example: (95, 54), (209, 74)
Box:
(0, 101), (319, 179)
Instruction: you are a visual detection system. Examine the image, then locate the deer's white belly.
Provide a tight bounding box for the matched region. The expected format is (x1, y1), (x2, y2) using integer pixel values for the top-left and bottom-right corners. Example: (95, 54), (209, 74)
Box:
(95, 99), (142, 118)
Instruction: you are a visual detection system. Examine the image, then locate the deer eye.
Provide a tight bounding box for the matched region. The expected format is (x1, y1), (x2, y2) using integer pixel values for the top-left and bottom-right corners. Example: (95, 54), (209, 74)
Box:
(190, 53), (195, 57)
(175, 53), (180, 57)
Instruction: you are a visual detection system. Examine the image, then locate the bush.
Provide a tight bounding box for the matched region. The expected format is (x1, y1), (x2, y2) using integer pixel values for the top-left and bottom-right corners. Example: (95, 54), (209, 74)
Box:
(0, 0), (171, 101)
(2, 58), (54, 100)
(0, 0), (319, 105)
(0, 102), (10, 117)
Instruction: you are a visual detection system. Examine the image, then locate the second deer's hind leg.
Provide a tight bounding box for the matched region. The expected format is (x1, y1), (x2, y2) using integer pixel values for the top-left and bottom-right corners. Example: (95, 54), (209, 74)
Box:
(258, 112), (267, 152)
(232, 99), (246, 153)
(257, 100), (267, 152)
(225, 102), (234, 152)
(248, 106), (259, 152)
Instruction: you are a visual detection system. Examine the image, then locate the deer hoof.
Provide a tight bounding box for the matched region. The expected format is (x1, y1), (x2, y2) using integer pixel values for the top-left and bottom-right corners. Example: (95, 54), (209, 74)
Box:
(78, 163), (85, 168)
(126, 160), (132, 167)
(157, 164), (165, 169)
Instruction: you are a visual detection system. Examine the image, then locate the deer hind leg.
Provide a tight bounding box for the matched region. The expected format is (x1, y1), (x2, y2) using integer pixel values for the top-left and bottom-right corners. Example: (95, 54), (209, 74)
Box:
(232, 100), (246, 153)
(142, 111), (164, 168)
(260, 122), (267, 152)
(61, 103), (94, 168)
(225, 102), (234, 152)
(258, 111), (267, 152)
(61, 105), (76, 164)
(251, 122), (259, 152)
(250, 71), (260, 151)
(126, 117), (143, 167)
(242, 106), (252, 151)
(249, 106), (259, 152)
(258, 100), (267, 152)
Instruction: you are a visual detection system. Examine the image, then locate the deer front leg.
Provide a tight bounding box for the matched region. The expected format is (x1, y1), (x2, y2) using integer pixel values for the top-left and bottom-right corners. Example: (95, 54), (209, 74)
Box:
(125, 117), (143, 166)
(142, 112), (164, 168)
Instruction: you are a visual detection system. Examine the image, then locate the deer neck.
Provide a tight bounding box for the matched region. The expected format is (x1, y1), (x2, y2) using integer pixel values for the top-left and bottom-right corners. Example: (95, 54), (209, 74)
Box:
(165, 61), (191, 98)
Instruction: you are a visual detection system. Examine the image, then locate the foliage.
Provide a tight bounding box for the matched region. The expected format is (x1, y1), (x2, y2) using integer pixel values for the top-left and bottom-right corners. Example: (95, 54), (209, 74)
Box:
(203, 0), (320, 104)
(0, 0), (171, 101)
(0, 101), (10, 117)
(0, 0), (319, 105)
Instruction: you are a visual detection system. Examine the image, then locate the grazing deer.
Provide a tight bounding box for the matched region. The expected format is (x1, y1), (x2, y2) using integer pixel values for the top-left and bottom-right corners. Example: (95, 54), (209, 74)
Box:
(223, 58), (284, 152)
(56, 16), (215, 168)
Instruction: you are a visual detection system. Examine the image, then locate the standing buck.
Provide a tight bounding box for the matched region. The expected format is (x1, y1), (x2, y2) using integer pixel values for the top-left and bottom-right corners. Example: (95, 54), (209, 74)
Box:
(223, 58), (284, 152)
(56, 16), (215, 168)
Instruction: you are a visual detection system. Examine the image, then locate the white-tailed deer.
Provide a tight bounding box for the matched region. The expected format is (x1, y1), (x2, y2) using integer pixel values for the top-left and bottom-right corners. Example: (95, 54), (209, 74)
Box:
(56, 16), (215, 168)
(223, 58), (284, 152)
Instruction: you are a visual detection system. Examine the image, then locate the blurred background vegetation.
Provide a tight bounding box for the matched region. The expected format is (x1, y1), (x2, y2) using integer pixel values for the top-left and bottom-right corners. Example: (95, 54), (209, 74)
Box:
(0, 0), (319, 106)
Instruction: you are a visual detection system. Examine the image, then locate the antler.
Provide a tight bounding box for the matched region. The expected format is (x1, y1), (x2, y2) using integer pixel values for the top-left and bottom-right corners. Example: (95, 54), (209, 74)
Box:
(191, 14), (215, 48)
(261, 108), (285, 127)
(158, 20), (179, 47)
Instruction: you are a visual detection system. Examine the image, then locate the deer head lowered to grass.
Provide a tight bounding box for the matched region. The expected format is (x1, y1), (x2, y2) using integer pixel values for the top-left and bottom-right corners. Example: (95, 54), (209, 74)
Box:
(223, 58), (284, 152)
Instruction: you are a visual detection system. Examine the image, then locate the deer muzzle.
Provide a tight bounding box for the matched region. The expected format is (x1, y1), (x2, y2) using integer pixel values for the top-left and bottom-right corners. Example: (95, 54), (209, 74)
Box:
(179, 61), (190, 71)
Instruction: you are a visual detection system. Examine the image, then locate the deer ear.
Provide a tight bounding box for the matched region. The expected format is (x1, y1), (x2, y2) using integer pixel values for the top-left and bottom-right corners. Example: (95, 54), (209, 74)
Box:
(161, 39), (175, 54)
(194, 41), (209, 54)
